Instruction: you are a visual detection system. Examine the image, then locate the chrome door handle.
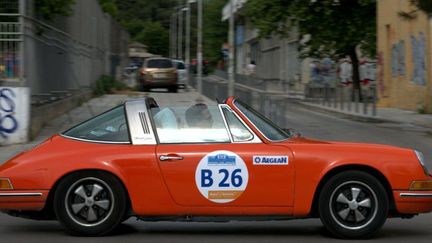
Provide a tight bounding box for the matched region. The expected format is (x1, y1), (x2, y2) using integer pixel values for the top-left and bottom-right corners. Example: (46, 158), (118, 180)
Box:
(159, 155), (184, 161)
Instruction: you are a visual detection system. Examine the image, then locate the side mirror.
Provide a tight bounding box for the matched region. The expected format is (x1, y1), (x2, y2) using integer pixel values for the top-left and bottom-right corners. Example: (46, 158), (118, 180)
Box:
(283, 128), (302, 138)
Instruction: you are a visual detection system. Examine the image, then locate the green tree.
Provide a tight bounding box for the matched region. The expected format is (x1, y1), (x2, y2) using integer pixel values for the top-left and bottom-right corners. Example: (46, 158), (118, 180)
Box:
(245, 0), (377, 99)
(203, 0), (228, 66)
(99, 0), (118, 18)
(400, 0), (432, 19)
(413, 0), (432, 15)
(135, 22), (169, 56)
(35, 0), (76, 21)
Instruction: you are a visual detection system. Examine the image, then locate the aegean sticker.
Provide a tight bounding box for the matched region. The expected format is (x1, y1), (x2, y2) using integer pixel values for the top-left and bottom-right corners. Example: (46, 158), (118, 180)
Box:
(195, 150), (249, 203)
(253, 156), (289, 165)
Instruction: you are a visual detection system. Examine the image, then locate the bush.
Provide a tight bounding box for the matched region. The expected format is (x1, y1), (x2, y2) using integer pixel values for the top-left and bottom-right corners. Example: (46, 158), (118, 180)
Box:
(94, 75), (126, 96)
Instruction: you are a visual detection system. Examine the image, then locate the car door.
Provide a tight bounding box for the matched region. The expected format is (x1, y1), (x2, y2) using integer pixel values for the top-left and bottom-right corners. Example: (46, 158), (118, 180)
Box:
(155, 104), (294, 207)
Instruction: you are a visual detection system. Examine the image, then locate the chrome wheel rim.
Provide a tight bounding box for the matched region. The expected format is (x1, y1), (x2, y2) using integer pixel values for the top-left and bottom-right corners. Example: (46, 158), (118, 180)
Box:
(65, 177), (115, 227)
(329, 181), (378, 230)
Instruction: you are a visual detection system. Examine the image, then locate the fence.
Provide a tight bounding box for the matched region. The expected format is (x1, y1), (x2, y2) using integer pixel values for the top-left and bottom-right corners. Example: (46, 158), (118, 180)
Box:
(305, 83), (378, 116)
(192, 73), (288, 128)
(0, 0), (22, 82)
(192, 70), (379, 129)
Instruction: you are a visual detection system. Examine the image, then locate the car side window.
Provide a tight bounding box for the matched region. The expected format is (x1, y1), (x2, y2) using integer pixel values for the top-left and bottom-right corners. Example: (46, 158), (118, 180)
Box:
(222, 107), (254, 142)
(63, 106), (130, 143)
(151, 105), (231, 144)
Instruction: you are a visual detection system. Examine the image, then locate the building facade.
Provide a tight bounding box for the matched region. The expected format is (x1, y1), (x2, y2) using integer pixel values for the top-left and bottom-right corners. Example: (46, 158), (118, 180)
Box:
(378, 0), (432, 113)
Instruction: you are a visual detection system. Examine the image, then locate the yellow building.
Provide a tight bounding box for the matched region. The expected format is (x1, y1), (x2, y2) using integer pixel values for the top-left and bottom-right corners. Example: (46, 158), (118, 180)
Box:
(378, 0), (432, 113)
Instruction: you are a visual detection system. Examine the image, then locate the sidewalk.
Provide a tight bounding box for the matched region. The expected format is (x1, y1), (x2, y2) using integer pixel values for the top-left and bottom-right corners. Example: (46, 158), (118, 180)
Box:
(0, 90), (212, 164)
(298, 101), (432, 133)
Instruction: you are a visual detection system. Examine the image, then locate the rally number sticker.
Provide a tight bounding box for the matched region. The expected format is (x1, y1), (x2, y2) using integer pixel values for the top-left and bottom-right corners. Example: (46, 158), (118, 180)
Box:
(195, 150), (249, 203)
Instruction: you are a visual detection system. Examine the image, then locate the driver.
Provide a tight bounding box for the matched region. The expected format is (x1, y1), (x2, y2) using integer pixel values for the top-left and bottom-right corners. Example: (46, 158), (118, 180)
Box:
(185, 103), (213, 128)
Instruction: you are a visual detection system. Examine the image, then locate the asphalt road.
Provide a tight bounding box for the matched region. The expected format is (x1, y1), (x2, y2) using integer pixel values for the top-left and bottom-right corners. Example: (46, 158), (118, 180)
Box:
(1, 98), (432, 242)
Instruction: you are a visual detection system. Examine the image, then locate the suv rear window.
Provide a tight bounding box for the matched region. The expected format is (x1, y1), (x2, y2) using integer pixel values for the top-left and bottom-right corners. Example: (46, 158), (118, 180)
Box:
(146, 59), (173, 68)
(176, 61), (186, 70)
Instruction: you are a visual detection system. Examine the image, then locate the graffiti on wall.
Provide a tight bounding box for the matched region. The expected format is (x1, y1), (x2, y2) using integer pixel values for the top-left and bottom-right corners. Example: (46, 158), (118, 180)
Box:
(0, 88), (18, 139)
(338, 59), (376, 85)
(377, 52), (386, 95)
(411, 32), (427, 86)
(0, 87), (29, 145)
(391, 40), (405, 77)
(310, 58), (336, 85)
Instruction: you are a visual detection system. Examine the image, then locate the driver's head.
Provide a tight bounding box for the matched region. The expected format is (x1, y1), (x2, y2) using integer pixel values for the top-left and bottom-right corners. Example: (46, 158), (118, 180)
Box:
(185, 103), (213, 128)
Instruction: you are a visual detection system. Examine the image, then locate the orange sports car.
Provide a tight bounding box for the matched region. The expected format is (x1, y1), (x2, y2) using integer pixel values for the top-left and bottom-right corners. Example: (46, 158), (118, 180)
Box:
(0, 97), (431, 238)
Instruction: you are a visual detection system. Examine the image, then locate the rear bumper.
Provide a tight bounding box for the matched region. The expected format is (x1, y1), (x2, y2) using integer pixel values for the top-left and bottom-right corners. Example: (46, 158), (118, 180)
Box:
(394, 191), (432, 214)
(0, 190), (48, 211)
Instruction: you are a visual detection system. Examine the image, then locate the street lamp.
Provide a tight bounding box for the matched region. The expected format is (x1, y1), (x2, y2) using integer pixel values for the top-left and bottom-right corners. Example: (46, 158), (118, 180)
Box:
(185, 1), (194, 88)
(228, 0), (235, 97)
(197, 0), (203, 93)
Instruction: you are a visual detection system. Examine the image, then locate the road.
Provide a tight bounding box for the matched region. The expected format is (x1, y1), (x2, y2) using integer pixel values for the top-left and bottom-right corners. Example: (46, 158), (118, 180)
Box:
(1, 92), (432, 242)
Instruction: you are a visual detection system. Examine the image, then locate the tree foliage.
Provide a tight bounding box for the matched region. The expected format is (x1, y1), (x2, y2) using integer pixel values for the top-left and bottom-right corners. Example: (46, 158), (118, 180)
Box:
(245, 0), (376, 58)
(412, 0), (432, 15)
(134, 22), (170, 56)
(35, 0), (76, 21)
(245, 0), (377, 96)
(98, 0), (118, 18)
(101, 0), (228, 61)
(203, 0), (228, 65)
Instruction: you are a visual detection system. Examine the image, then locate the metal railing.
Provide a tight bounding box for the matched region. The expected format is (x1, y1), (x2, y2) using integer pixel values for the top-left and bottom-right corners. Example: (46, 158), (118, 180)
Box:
(192, 73), (288, 128)
(305, 83), (378, 116)
(0, 22), (21, 81)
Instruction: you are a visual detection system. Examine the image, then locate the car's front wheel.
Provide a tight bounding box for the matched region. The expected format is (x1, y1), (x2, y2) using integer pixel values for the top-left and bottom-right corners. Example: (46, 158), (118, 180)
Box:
(318, 170), (389, 239)
(54, 171), (127, 236)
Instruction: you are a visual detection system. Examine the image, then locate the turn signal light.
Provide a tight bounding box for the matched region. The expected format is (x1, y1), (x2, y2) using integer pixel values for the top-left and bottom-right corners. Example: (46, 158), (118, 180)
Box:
(409, 180), (432, 191)
(0, 178), (13, 190)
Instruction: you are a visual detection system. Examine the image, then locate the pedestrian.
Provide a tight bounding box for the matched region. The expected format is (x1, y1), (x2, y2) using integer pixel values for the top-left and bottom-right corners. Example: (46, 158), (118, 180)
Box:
(247, 61), (256, 76)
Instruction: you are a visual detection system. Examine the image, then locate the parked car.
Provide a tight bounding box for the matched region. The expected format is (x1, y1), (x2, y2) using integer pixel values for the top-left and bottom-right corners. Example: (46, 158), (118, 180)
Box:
(172, 59), (187, 88)
(191, 58), (209, 75)
(0, 96), (431, 238)
(137, 57), (177, 92)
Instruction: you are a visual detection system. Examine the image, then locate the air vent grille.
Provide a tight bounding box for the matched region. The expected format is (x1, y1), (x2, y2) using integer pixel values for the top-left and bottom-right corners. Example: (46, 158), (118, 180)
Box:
(139, 112), (150, 134)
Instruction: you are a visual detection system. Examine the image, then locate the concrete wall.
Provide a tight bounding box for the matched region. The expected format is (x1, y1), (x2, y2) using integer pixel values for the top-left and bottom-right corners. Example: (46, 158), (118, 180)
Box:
(236, 19), (304, 94)
(23, 0), (129, 95)
(377, 0), (432, 112)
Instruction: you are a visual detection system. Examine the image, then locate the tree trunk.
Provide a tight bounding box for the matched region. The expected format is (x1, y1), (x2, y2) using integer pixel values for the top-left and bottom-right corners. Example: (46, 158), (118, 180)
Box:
(348, 46), (362, 102)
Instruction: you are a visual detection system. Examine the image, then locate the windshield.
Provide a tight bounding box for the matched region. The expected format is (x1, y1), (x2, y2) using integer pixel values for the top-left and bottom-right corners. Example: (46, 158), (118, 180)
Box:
(146, 59), (173, 68)
(233, 100), (290, 141)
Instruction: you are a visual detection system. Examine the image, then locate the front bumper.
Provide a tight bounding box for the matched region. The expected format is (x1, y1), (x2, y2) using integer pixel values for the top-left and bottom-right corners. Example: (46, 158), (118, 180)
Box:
(0, 190), (48, 211)
(394, 191), (432, 214)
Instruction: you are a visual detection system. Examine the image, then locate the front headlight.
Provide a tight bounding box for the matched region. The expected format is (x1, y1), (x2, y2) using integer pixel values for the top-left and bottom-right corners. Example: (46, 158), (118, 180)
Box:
(415, 150), (431, 176)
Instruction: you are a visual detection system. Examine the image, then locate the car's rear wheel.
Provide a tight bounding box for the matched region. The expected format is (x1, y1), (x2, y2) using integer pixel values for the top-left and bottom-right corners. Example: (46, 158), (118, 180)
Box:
(318, 170), (388, 239)
(54, 171), (127, 236)
(169, 85), (178, 93)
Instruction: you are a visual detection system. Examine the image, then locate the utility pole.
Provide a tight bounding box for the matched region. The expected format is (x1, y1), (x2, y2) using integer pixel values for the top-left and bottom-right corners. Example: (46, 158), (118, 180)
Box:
(173, 12), (178, 59)
(170, 13), (174, 58)
(178, 4), (183, 60)
(197, 0), (203, 93)
(228, 0), (235, 97)
(185, 0), (194, 87)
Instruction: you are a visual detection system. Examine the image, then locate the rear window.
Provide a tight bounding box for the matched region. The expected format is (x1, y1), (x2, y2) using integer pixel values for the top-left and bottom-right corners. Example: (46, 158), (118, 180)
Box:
(146, 59), (173, 68)
(175, 61), (186, 70)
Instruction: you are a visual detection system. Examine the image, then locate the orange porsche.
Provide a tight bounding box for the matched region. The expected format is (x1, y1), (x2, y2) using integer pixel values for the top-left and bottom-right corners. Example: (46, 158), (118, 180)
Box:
(0, 97), (431, 238)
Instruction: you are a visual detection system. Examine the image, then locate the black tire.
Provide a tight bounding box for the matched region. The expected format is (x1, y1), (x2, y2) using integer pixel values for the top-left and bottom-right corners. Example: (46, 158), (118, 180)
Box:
(54, 171), (128, 236)
(141, 85), (149, 92)
(318, 170), (388, 239)
(169, 86), (178, 93)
